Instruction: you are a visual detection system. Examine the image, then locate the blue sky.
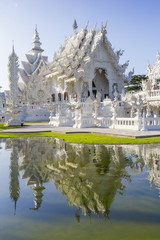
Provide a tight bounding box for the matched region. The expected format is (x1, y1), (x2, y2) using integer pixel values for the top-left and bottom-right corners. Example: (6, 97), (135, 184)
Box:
(0, 0), (160, 90)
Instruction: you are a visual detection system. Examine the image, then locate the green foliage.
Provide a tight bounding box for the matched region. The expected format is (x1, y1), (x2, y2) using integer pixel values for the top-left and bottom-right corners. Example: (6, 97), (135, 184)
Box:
(126, 74), (148, 92)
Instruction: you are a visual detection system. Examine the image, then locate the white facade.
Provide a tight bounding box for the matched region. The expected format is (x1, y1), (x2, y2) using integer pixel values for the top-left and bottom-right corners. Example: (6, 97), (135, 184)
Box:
(45, 24), (132, 102)
(5, 22), (160, 130)
(44, 23), (135, 129)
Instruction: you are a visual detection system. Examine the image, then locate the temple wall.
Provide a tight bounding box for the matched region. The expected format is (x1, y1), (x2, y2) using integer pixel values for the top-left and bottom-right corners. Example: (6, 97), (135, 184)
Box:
(83, 56), (124, 100)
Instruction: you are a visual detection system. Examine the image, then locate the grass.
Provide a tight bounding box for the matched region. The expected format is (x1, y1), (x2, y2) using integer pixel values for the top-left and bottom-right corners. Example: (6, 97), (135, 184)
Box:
(0, 131), (160, 145)
(0, 123), (20, 131)
(1, 122), (160, 145)
(24, 122), (49, 125)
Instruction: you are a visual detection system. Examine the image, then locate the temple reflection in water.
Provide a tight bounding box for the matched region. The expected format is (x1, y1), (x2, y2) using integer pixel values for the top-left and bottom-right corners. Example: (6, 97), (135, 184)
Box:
(6, 137), (160, 219)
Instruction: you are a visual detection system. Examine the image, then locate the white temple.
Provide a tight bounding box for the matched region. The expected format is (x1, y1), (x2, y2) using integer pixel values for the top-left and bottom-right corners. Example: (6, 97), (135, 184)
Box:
(4, 22), (160, 130)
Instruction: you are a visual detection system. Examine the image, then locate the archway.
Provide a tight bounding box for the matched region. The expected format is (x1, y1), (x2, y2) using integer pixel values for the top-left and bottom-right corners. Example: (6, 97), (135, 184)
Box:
(92, 69), (109, 100)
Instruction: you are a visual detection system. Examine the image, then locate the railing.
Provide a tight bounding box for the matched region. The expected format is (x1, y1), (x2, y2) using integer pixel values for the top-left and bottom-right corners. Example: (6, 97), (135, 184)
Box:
(147, 90), (160, 98)
(49, 115), (74, 127)
(112, 117), (160, 131)
(97, 117), (112, 127)
(114, 117), (142, 130)
(47, 100), (160, 130)
(97, 117), (142, 130)
(143, 117), (160, 130)
(50, 110), (160, 130)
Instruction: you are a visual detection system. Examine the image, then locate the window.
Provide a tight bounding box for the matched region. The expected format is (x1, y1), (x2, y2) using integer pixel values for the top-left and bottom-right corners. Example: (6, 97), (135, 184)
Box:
(92, 90), (97, 98)
(64, 92), (68, 101)
(92, 81), (96, 88)
(51, 94), (55, 102)
(58, 93), (61, 101)
(104, 94), (109, 98)
(157, 79), (160, 88)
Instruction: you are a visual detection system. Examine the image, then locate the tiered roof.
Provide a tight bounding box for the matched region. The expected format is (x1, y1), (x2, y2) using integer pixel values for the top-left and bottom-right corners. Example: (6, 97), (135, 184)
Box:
(18, 26), (48, 89)
(46, 23), (130, 82)
(30, 25), (44, 53)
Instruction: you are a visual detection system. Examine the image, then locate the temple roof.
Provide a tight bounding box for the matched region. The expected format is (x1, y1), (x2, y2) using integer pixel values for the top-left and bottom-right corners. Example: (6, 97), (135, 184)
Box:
(45, 24), (130, 81)
(18, 26), (48, 89)
(19, 53), (48, 87)
(30, 26), (44, 53)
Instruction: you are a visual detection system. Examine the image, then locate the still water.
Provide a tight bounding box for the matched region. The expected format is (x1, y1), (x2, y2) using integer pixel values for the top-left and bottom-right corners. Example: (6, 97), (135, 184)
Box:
(0, 137), (160, 240)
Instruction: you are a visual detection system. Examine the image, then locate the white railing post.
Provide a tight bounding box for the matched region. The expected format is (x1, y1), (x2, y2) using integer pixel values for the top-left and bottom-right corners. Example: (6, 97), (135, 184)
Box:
(111, 110), (116, 129)
(141, 112), (147, 131)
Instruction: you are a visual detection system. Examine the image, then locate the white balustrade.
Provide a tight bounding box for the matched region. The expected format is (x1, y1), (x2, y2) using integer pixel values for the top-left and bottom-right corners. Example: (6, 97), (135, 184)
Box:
(48, 97), (160, 131)
(147, 90), (160, 98)
(143, 117), (160, 130)
(97, 117), (112, 127)
(113, 117), (142, 130)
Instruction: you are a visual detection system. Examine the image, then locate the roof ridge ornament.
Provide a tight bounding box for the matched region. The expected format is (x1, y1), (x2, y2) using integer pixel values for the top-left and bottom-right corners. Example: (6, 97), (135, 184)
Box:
(128, 68), (134, 82)
(12, 40), (15, 53)
(85, 21), (89, 29)
(73, 19), (78, 33)
(93, 23), (97, 31)
(157, 51), (160, 61)
(147, 62), (151, 74)
(101, 22), (107, 42)
(101, 22), (107, 34)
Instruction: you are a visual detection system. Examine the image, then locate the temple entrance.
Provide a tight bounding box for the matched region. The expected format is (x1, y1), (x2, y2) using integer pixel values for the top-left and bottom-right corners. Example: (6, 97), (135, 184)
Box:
(92, 69), (109, 100)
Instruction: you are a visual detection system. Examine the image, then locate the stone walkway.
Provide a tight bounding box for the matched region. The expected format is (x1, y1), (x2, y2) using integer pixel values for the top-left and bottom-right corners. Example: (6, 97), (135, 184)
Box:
(1, 124), (160, 138)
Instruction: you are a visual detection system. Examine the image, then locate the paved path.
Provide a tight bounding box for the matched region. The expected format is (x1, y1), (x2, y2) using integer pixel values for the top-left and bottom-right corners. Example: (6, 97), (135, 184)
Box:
(1, 124), (160, 138)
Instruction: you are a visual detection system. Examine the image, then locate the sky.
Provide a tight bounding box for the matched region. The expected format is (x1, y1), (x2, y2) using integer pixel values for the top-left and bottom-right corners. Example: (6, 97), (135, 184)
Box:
(0, 0), (160, 91)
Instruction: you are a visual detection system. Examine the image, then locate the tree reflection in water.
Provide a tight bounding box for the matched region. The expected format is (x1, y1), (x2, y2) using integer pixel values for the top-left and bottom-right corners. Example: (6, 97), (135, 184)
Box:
(6, 137), (160, 219)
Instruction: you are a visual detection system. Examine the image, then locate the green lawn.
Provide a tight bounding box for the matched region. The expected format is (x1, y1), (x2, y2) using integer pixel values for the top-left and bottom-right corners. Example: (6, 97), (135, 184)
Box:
(0, 123), (20, 131)
(0, 130), (160, 145)
(24, 122), (49, 125)
(1, 122), (160, 144)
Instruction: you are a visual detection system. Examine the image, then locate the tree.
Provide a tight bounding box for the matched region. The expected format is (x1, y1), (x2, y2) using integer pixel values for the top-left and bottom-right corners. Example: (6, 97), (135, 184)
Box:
(126, 75), (148, 92)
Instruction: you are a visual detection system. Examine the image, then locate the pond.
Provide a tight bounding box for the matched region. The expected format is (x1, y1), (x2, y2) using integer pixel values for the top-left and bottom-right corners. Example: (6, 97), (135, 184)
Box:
(0, 137), (160, 240)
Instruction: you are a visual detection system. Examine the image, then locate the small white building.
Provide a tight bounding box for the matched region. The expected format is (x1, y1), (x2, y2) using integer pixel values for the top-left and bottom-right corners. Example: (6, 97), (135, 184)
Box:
(0, 89), (7, 121)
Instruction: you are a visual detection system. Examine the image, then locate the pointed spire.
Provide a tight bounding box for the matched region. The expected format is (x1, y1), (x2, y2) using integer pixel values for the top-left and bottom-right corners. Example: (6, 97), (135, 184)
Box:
(14, 199), (17, 215)
(157, 51), (160, 61)
(9, 147), (20, 216)
(85, 21), (89, 29)
(30, 185), (45, 210)
(34, 25), (39, 39)
(101, 23), (107, 34)
(12, 40), (15, 53)
(30, 25), (44, 53)
(8, 43), (19, 103)
(147, 62), (151, 74)
(73, 19), (78, 32)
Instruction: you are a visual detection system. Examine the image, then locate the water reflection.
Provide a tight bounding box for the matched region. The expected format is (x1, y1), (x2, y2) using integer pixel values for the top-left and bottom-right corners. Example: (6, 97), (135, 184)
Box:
(9, 143), (20, 215)
(5, 137), (160, 218)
